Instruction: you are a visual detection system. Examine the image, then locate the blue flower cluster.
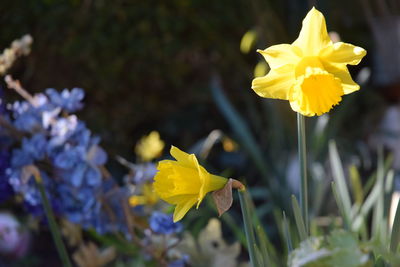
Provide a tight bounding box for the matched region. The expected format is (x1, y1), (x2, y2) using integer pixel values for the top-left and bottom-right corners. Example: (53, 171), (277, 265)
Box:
(124, 162), (157, 185)
(3, 88), (113, 229)
(149, 212), (183, 235)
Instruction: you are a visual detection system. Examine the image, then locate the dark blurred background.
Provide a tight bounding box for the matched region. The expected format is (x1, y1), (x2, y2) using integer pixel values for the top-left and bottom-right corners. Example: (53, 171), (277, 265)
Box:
(1, 0), (397, 167)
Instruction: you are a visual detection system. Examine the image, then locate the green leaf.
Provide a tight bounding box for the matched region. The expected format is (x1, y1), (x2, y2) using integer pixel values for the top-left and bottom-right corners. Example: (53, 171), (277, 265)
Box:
(256, 225), (272, 265)
(238, 189), (261, 267)
(283, 211), (293, 252)
(390, 198), (400, 252)
(288, 237), (330, 267)
(329, 141), (352, 223)
(331, 182), (351, 230)
(349, 165), (364, 206)
(288, 230), (371, 267)
(291, 195), (307, 241)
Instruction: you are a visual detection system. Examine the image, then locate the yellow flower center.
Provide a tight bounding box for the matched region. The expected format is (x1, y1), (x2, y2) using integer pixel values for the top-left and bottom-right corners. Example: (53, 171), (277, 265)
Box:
(291, 63), (344, 116)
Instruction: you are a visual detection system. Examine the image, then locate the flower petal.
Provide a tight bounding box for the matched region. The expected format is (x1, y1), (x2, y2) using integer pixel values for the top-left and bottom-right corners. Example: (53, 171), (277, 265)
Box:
(170, 146), (197, 168)
(173, 197), (198, 222)
(292, 7), (332, 56)
(251, 65), (295, 100)
(320, 42), (366, 65)
(323, 63), (360, 94)
(257, 44), (302, 69)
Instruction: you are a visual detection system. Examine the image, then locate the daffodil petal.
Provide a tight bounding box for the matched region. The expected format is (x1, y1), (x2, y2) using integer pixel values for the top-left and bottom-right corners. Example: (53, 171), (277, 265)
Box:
(252, 65), (295, 100)
(320, 42), (366, 65)
(170, 146), (197, 168)
(292, 7), (332, 56)
(258, 44), (302, 69)
(164, 194), (197, 204)
(324, 63), (360, 94)
(173, 197), (198, 222)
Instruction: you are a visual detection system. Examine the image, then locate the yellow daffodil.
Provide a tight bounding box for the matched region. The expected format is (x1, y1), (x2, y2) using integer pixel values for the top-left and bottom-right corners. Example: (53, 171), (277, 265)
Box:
(129, 183), (159, 206)
(153, 146), (228, 222)
(135, 131), (165, 162)
(251, 7), (366, 116)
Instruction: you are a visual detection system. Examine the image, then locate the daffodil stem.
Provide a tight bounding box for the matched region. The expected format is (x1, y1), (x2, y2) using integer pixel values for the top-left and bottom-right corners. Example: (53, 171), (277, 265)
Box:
(297, 113), (308, 235)
(238, 189), (260, 267)
(35, 177), (72, 267)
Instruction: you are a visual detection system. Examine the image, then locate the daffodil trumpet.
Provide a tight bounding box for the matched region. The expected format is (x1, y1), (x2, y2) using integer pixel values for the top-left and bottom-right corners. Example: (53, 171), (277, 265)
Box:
(153, 146), (244, 222)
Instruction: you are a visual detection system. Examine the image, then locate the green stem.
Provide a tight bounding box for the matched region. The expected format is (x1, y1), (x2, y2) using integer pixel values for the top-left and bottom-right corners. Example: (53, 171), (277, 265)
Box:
(35, 178), (72, 267)
(297, 113), (308, 235)
(238, 189), (260, 267)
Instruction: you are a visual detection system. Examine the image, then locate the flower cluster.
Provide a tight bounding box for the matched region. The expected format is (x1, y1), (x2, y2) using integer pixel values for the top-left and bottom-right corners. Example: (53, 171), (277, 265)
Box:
(3, 87), (110, 229)
(149, 212), (183, 235)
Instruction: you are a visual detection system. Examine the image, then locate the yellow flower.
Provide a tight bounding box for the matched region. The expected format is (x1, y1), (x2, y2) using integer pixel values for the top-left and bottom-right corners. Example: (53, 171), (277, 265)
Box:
(135, 131), (165, 162)
(153, 146), (228, 222)
(129, 183), (159, 206)
(251, 7), (366, 116)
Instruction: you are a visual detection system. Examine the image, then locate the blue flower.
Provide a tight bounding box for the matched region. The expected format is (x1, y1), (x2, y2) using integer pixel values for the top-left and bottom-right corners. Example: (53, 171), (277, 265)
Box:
(54, 146), (85, 169)
(149, 212), (183, 235)
(21, 133), (47, 161)
(13, 111), (41, 132)
(46, 88), (84, 112)
(11, 149), (33, 168)
(126, 163), (157, 185)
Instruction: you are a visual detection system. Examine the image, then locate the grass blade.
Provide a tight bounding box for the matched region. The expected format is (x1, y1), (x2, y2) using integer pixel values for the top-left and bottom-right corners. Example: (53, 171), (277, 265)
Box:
(35, 174), (72, 267)
(291, 195), (307, 241)
(329, 141), (352, 222)
(283, 211), (293, 252)
(238, 189), (261, 267)
(390, 198), (400, 252)
(349, 165), (364, 206)
(256, 225), (272, 265)
(331, 182), (351, 230)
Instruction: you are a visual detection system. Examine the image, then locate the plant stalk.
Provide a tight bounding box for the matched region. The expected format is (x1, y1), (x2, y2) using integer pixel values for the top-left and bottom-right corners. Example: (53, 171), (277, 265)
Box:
(297, 113), (308, 235)
(35, 177), (72, 267)
(238, 189), (260, 267)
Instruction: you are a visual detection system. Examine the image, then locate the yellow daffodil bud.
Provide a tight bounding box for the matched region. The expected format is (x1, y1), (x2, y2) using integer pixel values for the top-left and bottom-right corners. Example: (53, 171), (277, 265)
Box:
(129, 184), (159, 207)
(153, 146), (228, 222)
(135, 131), (165, 162)
(251, 7), (366, 116)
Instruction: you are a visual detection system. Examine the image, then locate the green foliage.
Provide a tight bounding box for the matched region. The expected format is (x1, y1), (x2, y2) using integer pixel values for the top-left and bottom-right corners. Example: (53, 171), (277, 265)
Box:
(288, 231), (371, 267)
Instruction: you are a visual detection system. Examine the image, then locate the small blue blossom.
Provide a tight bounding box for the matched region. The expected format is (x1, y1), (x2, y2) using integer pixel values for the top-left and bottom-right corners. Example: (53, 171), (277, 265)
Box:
(149, 212), (183, 235)
(11, 149), (33, 168)
(21, 133), (47, 161)
(130, 163), (157, 185)
(13, 111), (41, 132)
(45, 88), (84, 112)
